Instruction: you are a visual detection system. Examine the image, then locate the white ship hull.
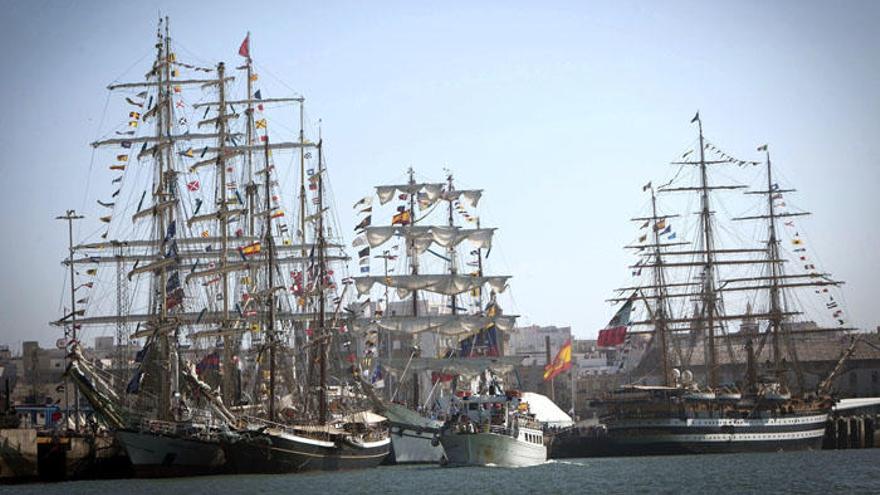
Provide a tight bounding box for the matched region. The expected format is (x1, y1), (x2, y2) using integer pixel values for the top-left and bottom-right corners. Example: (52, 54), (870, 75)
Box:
(389, 425), (444, 463)
(116, 429), (226, 477)
(440, 431), (546, 468)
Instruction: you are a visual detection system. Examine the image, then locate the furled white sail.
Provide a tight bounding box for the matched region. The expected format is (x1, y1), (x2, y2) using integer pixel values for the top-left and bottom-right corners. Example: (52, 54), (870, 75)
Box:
(354, 274), (509, 297)
(444, 189), (482, 207)
(375, 183), (445, 205)
(363, 226), (494, 253)
(351, 314), (517, 336)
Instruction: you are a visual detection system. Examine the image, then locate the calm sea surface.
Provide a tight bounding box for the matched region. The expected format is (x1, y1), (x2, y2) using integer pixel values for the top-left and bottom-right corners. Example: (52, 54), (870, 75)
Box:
(5, 449), (880, 495)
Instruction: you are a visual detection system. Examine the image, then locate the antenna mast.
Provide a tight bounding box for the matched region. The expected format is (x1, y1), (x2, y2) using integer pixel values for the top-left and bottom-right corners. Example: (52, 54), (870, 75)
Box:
(57, 209), (84, 429)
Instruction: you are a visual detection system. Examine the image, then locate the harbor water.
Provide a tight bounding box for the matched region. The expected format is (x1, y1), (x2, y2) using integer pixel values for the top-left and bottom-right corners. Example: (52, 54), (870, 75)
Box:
(4, 449), (879, 494)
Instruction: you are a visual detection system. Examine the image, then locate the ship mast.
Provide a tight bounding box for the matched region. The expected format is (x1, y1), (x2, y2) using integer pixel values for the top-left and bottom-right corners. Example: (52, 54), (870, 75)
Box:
(406, 169), (420, 406)
(762, 147), (786, 388)
(215, 61), (238, 406)
(470, 218), (485, 357)
(729, 145), (848, 393)
(243, 32), (256, 238)
(408, 168), (419, 318)
(158, 19), (175, 420)
(648, 188), (672, 386)
(446, 173), (458, 316)
(316, 139), (328, 424)
(694, 115), (720, 389)
(298, 101), (308, 307)
(262, 139), (277, 421)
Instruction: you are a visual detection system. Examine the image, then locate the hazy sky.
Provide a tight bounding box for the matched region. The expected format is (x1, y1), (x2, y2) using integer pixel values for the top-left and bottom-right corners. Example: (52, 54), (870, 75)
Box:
(0, 0), (877, 350)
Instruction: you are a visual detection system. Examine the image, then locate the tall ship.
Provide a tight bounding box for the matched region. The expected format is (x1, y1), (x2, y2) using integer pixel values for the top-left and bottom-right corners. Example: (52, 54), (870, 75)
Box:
(592, 114), (858, 456)
(221, 125), (392, 474)
(348, 169), (520, 463)
(55, 20), (361, 475)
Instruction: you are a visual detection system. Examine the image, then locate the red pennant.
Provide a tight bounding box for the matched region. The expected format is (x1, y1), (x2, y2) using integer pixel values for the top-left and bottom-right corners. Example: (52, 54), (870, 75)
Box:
(238, 34), (250, 58)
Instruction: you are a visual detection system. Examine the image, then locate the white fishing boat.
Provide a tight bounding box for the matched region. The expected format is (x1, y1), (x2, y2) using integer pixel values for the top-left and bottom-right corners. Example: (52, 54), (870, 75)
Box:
(438, 371), (546, 468)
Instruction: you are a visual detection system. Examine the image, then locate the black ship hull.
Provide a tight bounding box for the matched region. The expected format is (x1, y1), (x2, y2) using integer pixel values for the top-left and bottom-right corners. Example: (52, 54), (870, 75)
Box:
(224, 429), (390, 474)
(548, 426), (615, 459)
(598, 411), (829, 457)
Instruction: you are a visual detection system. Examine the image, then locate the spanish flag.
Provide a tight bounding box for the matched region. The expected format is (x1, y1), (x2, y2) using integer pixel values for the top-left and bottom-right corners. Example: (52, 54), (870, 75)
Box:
(392, 210), (411, 226)
(241, 242), (261, 256)
(543, 339), (572, 381)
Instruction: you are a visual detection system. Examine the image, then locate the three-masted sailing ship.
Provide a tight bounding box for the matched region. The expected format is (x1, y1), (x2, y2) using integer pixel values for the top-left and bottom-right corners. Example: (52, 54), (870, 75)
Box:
(348, 169), (519, 463)
(56, 20), (387, 475)
(592, 113), (857, 455)
(221, 130), (392, 475)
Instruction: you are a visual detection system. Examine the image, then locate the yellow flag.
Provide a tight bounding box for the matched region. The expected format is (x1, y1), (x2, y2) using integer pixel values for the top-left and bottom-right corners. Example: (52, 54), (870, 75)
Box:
(250, 73), (258, 82)
(201, 230), (210, 238)
(128, 120), (138, 128)
(255, 119), (267, 129)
